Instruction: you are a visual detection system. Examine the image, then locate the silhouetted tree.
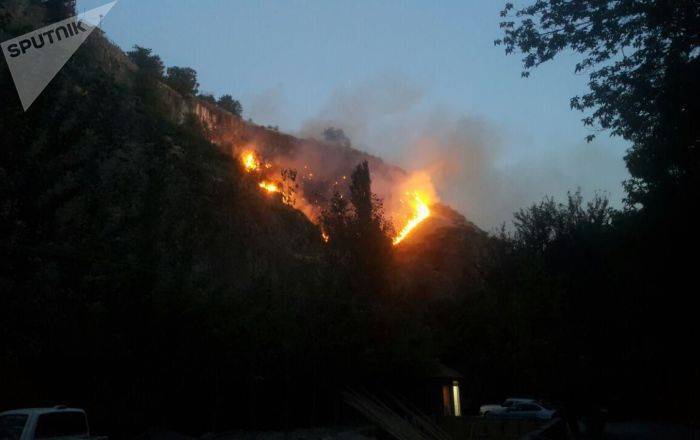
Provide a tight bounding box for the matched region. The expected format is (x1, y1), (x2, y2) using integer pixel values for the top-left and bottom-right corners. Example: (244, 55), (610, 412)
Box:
(127, 45), (165, 80)
(512, 190), (613, 255)
(497, 2), (700, 416)
(198, 92), (217, 104)
(497, 0), (700, 209)
(323, 127), (351, 147)
(321, 161), (393, 297)
(446, 191), (617, 416)
(43, 0), (76, 21)
(0, 3), (355, 432)
(218, 94), (243, 117)
(165, 66), (199, 96)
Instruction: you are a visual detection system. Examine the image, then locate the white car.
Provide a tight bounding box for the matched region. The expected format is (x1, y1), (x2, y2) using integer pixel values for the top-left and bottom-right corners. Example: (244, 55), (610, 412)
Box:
(0, 406), (100, 440)
(479, 398), (558, 420)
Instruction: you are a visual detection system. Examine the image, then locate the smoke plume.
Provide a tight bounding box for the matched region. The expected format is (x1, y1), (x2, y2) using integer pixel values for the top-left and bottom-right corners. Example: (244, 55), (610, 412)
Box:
(298, 73), (629, 229)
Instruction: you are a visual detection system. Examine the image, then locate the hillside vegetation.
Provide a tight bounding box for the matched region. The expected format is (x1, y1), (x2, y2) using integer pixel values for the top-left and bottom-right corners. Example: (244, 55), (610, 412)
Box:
(0, 3), (435, 434)
(1, 0), (698, 436)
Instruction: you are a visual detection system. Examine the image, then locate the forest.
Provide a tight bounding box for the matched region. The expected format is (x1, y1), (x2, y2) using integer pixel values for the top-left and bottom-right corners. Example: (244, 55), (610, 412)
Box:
(0, 0), (698, 437)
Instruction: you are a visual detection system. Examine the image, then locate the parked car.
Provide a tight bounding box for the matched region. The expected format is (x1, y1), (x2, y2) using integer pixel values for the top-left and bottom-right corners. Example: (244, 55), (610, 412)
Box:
(0, 406), (103, 440)
(479, 398), (558, 420)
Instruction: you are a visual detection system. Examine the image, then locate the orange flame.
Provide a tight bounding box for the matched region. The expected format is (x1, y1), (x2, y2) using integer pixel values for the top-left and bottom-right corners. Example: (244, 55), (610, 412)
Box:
(240, 147), (436, 246)
(242, 150), (260, 172)
(259, 181), (279, 193)
(241, 150), (280, 194)
(393, 192), (431, 245)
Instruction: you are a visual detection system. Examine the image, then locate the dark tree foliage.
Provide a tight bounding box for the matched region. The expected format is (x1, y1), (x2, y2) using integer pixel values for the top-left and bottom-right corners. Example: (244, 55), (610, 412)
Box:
(42, 0), (75, 21)
(218, 94), (243, 117)
(198, 92), (217, 104)
(321, 161), (394, 298)
(0, 4), (433, 435)
(350, 162), (374, 228)
(319, 164), (431, 377)
(445, 193), (620, 414)
(127, 45), (165, 80)
(1, 0), (48, 37)
(323, 127), (351, 148)
(165, 66), (200, 96)
(497, 0), (700, 208)
(495, 3), (699, 417)
(3, 0), (697, 433)
(512, 191), (613, 256)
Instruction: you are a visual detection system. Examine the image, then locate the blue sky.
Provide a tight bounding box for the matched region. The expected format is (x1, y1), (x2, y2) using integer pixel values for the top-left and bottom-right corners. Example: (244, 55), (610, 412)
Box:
(78, 0), (630, 228)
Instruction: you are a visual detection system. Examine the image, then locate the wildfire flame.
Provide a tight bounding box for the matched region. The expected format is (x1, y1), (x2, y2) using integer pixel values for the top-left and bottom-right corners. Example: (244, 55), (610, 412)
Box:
(242, 151), (261, 172)
(242, 150), (278, 192)
(259, 181), (279, 193)
(393, 192), (431, 245)
(239, 147), (435, 245)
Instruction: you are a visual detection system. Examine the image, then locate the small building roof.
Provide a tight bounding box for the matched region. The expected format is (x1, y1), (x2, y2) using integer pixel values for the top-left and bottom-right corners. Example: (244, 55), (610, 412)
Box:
(427, 362), (464, 379)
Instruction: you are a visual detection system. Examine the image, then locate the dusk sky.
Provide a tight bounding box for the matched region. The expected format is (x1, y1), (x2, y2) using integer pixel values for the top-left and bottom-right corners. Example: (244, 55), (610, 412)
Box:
(77, 0), (630, 228)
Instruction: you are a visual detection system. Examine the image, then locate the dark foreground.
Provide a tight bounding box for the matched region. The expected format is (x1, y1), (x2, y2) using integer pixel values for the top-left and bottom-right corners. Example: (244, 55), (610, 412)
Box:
(604, 421), (700, 440)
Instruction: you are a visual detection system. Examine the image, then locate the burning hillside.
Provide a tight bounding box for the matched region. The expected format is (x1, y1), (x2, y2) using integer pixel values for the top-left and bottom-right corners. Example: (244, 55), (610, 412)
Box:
(393, 192), (431, 245)
(394, 203), (489, 298)
(235, 146), (438, 245)
(170, 98), (479, 248)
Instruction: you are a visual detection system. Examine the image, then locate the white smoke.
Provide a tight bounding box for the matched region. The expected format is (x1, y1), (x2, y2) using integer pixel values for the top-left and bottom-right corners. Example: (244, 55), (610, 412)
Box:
(298, 73), (629, 230)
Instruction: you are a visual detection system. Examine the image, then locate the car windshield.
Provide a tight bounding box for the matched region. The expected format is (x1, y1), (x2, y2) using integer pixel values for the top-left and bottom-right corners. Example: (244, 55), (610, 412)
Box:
(0, 414), (28, 440)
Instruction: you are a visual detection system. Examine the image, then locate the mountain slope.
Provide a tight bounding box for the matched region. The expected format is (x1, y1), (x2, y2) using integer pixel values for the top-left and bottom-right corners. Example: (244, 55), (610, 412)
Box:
(395, 204), (489, 298)
(0, 6), (486, 434)
(0, 19), (330, 433)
